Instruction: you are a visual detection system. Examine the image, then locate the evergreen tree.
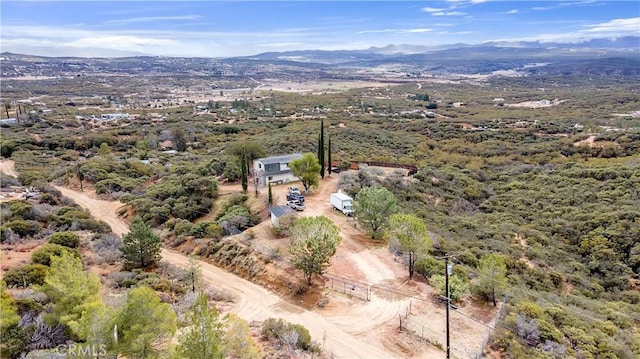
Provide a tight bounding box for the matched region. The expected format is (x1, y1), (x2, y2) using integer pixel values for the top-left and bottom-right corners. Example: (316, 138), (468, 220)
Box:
(327, 133), (332, 176)
(353, 186), (398, 239)
(317, 119), (325, 178)
(187, 255), (202, 293)
(475, 253), (507, 306)
(386, 214), (433, 279)
(173, 127), (188, 152)
(176, 293), (223, 359)
(289, 153), (321, 192)
(223, 314), (260, 358)
(121, 216), (161, 269)
(241, 148), (248, 192)
(116, 286), (177, 358)
(0, 280), (20, 336)
(0, 280), (23, 357)
(268, 182), (273, 205)
(289, 216), (341, 284)
(39, 252), (103, 336)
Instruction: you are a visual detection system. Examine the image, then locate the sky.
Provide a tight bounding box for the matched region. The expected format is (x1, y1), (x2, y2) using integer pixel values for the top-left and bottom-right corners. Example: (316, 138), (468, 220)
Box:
(1, 1), (639, 58)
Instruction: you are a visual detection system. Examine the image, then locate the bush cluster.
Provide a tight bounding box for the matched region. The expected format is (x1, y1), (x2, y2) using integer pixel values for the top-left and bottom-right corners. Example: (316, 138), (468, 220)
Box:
(261, 318), (312, 350)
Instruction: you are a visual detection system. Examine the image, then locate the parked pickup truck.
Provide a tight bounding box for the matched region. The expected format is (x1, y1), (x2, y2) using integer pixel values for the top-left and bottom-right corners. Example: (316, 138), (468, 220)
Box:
(287, 200), (306, 211)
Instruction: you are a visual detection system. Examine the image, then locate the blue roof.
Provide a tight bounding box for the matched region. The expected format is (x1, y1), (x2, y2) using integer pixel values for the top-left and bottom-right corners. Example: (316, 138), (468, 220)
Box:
(269, 205), (295, 218)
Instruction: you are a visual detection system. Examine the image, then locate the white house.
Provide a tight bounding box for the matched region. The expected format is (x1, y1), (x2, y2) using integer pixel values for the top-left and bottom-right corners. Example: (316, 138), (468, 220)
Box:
(268, 205), (296, 228)
(254, 153), (302, 186)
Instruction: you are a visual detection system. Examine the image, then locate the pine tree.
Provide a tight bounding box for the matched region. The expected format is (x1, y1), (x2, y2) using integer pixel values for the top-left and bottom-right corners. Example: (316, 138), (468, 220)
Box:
(327, 133), (332, 176)
(176, 293), (224, 359)
(121, 216), (161, 269)
(475, 253), (507, 306)
(268, 182), (273, 205)
(116, 286), (177, 358)
(39, 252), (103, 336)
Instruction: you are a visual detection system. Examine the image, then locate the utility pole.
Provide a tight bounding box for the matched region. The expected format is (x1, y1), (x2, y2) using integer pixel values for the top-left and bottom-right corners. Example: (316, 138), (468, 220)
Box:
(436, 253), (456, 359)
(445, 257), (452, 359)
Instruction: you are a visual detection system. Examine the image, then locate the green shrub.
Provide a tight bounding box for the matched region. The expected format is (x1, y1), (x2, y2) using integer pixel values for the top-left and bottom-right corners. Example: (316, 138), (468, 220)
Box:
(261, 318), (312, 350)
(4, 219), (40, 238)
(189, 221), (223, 238)
(8, 201), (33, 219)
(4, 264), (50, 287)
(288, 323), (312, 350)
(173, 219), (194, 236)
(31, 243), (80, 266)
(48, 231), (80, 248)
(517, 301), (544, 319)
(261, 318), (287, 341)
(415, 256), (444, 278)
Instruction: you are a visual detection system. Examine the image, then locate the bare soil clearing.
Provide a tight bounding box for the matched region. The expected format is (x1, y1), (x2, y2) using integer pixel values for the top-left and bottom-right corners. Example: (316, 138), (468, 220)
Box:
(0, 159), (18, 178)
(573, 135), (619, 148)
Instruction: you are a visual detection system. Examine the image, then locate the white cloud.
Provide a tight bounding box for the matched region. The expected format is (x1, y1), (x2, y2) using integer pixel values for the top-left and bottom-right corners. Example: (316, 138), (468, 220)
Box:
(68, 36), (177, 49)
(507, 9), (519, 14)
(432, 11), (467, 16)
(438, 31), (473, 35)
(490, 17), (640, 43)
(583, 17), (640, 33)
(422, 7), (446, 13)
(358, 28), (432, 34)
(105, 15), (203, 25)
(406, 28), (432, 33)
(357, 29), (399, 34)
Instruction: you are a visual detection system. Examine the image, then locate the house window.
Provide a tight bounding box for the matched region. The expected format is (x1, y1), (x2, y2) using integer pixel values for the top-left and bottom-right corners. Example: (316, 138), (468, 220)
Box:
(268, 176), (273, 180)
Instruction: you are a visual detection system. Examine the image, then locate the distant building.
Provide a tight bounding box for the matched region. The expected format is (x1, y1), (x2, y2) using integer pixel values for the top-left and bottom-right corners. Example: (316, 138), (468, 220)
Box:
(254, 153), (302, 186)
(0, 118), (18, 126)
(99, 113), (130, 121)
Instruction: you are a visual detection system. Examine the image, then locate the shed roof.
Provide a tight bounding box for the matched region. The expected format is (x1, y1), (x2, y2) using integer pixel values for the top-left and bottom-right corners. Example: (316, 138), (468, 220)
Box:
(256, 153), (302, 165)
(269, 205), (295, 218)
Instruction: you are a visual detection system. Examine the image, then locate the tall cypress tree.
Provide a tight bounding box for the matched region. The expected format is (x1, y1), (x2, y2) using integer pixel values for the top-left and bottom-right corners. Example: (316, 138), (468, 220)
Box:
(241, 149), (248, 192)
(318, 119), (325, 178)
(327, 133), (332, 176)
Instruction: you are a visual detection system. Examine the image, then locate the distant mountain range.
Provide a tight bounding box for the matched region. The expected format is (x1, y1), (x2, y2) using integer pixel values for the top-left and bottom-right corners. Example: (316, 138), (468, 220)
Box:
(2, 36), (638, 78)
(243, 36), (639, 64)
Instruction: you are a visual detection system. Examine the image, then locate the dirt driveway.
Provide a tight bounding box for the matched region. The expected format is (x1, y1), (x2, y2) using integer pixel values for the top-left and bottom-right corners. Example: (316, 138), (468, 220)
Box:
(50, 170), (495, 358)
(52, 185), (409, 358)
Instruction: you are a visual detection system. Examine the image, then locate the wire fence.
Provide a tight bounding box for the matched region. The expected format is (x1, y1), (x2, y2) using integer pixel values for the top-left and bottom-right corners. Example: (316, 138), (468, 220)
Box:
(322, 273), (371, 301)
(323, 272), (504, 359)
(475, 299), (507, 359)
(397, 300), (450, 356)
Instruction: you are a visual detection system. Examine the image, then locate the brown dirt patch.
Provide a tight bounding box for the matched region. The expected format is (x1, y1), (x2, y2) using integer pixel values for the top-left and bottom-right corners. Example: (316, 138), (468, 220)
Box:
(573, 135), (619, 148)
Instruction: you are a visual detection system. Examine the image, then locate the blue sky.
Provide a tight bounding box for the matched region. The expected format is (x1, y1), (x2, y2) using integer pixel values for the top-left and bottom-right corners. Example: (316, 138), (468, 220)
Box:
(1, 1), (638, 57)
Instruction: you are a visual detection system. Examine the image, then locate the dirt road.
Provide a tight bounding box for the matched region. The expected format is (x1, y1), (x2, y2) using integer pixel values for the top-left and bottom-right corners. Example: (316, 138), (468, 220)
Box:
(0, 159), (18, 178)
(52, 185), (404, 358)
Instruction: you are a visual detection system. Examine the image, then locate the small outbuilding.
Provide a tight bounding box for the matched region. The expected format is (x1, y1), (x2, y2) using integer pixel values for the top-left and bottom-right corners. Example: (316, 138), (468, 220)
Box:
(268, 205), (296, 228)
